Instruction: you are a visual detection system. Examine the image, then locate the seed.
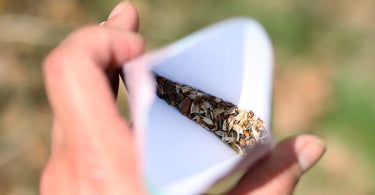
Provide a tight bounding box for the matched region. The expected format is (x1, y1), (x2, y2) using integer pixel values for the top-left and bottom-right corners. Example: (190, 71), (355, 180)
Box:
(202, 117), (213, 126)
(202, 100), (213, 110)
(190, 102), (200, 114)
(224, 106), (237, 115)
(213, 108), (225, 117)
(222, 120), (228, 131)
(181, 86), (192, 93)
(232, 124), (243, 135)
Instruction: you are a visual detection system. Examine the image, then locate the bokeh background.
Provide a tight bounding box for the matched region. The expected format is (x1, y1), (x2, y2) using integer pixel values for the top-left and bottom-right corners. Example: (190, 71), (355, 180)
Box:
(0, 0), (374, 194)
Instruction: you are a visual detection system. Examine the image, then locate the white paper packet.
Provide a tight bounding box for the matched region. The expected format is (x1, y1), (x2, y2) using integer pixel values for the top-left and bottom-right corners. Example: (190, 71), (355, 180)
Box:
(122, 17), (276, 195)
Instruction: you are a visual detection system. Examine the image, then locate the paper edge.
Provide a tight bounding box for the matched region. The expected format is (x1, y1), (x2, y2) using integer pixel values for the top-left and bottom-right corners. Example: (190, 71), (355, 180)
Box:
(122, 17), (276, 195)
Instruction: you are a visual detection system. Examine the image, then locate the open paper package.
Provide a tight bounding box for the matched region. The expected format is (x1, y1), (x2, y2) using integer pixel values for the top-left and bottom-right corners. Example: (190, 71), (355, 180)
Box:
(122, 18), (276, 195)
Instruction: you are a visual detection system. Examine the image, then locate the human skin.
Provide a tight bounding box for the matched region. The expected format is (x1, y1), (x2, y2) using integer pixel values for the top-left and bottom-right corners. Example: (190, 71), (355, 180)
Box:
(40, 2), (326, 195)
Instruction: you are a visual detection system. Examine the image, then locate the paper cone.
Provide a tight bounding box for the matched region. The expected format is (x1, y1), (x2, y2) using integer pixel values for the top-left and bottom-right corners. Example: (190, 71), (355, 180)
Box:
(123, 17), (275, 195)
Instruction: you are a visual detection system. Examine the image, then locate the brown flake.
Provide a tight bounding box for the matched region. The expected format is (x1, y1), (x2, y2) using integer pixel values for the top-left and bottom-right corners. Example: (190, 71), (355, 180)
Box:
(180, 97), (192, 116)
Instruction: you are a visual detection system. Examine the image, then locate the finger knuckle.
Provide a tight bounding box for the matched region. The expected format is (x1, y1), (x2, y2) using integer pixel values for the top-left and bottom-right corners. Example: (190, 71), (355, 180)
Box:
(72, 25), (109, 46)
(43, 25), (108, 78)
(128, 34), (145, 57)
(43, 49), (66, 79)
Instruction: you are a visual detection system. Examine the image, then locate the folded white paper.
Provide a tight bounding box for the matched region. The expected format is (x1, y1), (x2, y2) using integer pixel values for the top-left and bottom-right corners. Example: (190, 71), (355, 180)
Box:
(123, 17), (275, 195)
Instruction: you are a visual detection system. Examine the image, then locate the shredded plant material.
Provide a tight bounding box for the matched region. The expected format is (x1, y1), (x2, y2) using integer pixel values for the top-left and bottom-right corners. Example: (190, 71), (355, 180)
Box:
(155, 74), (269, 155)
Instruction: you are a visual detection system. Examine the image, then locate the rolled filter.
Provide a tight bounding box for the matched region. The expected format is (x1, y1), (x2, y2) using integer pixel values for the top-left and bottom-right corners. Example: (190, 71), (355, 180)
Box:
(155, 74), (270, 155)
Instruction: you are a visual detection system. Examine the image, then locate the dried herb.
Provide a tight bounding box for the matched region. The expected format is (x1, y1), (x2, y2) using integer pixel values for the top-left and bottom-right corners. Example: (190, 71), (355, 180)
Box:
(156, 74), (269, 155)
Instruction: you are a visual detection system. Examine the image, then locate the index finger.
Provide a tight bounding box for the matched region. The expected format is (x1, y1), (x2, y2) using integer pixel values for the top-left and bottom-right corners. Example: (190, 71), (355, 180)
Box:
(43, 26), (144, 136)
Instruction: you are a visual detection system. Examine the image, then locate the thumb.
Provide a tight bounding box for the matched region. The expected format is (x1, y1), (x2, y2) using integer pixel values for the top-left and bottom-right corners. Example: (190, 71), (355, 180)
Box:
(228, 135), (326, 195)
(101, 1), (141, 96)
(104, 1), (139, 32)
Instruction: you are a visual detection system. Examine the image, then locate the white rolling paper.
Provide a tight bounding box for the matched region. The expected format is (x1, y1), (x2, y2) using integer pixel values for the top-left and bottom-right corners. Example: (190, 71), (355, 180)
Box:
(123, 17), (275, 195)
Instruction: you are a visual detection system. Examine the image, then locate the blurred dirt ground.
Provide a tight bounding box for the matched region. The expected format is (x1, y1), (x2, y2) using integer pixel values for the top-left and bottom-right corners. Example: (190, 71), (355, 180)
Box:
(1, 0), (375, 194)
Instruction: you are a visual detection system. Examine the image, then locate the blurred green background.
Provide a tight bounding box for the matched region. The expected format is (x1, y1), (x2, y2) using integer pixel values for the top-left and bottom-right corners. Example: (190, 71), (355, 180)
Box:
(0, 0), (374, 194)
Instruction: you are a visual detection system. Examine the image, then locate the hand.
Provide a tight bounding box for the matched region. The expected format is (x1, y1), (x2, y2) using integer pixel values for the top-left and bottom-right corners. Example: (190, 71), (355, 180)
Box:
(227, 135), (326, 195)
(40, 2), (145, 194)
(40, 2), (326, 195)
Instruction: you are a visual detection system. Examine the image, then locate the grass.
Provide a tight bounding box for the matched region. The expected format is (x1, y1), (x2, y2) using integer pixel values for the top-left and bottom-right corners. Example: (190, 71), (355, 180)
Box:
(324, 71), (375, 165)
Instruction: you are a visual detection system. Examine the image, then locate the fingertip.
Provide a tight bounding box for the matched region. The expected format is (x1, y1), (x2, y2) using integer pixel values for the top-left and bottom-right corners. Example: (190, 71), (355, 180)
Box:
(108, 1), (130, 20)
(105, 1), (139, 32)
(277, 135), (326, 172)
(294, 135), (326, 172)
(227, 135), (326, 195)
(57, 25), (144, 65)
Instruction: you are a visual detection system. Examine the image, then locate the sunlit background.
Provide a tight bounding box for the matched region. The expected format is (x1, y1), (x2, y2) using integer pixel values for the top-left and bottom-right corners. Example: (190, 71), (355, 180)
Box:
(0, 0), (374, 194)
